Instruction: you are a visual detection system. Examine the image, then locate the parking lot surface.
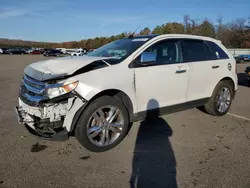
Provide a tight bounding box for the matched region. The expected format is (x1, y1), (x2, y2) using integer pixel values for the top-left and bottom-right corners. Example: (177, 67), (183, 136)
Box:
(0, 55), (250, 188)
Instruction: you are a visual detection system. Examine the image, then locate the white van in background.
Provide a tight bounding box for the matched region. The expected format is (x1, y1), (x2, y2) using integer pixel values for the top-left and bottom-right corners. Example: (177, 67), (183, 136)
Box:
(56, 48), (67, 54)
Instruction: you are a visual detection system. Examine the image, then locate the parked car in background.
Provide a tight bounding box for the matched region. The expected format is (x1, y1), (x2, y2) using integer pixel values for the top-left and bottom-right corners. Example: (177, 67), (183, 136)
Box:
(1, 48), (9, 54)
(245, 66), (250, 85)
(71, 50), (88, 56)
(0, 48), (3, 54)
(25, 48), (34, 54)
(71, 50), (81, 56)
(56, 48), (67, 54)
(16, 34), (237, 152)
(30, 50), (41, 54)
(43, 49), (63, 57)
(6, 48), (27, 54)
(235, 54), (250, 63)
(42, 48), (53, 54)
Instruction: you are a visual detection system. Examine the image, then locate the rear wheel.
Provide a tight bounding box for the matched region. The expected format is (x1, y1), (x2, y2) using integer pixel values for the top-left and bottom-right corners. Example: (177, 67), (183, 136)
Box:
(75, 96), (130, 152)
(204, 81), (234, 116)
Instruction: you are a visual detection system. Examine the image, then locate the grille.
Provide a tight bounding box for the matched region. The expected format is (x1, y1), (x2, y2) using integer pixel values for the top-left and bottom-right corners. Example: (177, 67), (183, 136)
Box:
(19, 75), (48, 106)
(23, 78), (44, 89)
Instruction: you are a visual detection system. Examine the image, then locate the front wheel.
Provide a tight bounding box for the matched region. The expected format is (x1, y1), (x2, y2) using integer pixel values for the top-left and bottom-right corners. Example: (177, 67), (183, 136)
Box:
(204, 81), (234, 116)
(75, 96), (130, 152)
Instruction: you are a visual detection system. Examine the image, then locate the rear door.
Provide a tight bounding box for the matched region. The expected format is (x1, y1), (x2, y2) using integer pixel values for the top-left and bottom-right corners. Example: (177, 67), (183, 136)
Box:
(182, 39), (220, 102)
(205, 40), (233, 88)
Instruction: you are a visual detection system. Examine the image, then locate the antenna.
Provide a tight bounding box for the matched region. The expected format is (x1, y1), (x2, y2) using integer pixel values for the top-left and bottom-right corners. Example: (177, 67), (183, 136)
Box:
(128, 26), (140, 38)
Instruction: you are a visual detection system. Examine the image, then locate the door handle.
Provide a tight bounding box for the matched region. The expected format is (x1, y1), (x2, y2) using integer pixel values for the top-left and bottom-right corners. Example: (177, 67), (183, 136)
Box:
(175, 69), (187, 74)
(212, 65), (220, 69)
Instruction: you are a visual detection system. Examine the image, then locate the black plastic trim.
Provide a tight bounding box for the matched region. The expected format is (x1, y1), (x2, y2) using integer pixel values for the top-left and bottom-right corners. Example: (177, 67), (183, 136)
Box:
(24, 124), (69, 141)
(131, 98), (210, 122)
(46, 92), (76, 104)
(69, 102), (89, 134)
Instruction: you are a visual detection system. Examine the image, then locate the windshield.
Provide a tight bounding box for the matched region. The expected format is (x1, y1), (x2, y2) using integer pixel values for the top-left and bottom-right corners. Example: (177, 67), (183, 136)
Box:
(87, 38), (150, 61)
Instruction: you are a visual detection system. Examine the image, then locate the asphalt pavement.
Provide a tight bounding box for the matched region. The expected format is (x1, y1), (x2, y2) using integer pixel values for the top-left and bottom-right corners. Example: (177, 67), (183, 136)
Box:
(0, 55), (250, 188)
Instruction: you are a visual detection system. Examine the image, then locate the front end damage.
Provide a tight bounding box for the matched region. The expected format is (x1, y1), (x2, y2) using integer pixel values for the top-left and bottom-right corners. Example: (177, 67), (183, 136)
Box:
(15, 74), (86, 141)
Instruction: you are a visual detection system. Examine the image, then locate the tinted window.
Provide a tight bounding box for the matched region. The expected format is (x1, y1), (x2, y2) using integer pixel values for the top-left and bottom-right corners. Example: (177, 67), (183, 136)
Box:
(142, 40), (183, 65)
(206, 41), (229, 59)
(182, 39), (214, 62)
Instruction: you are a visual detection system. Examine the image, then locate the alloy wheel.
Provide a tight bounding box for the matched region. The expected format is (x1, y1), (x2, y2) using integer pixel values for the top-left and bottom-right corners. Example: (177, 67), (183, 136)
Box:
(87, 105), (124, 147)
(216, 87), (231, 113)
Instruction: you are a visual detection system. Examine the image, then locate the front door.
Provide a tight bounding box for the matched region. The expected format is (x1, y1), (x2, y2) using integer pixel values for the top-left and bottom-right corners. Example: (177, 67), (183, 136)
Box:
(131, 39), (190, 113)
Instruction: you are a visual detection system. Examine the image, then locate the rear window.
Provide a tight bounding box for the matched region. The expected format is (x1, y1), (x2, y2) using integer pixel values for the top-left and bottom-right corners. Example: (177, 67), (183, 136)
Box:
(206, 41), (229, 60)
(182, 39), (213, 62)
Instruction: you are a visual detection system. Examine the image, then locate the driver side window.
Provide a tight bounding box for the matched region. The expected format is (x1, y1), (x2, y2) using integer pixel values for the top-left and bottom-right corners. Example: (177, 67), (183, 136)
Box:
(143, 39), (183, 65)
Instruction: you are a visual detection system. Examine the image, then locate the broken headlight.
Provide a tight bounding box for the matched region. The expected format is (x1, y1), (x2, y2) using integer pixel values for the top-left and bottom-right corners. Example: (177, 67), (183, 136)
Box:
(46, 81), (79, 99)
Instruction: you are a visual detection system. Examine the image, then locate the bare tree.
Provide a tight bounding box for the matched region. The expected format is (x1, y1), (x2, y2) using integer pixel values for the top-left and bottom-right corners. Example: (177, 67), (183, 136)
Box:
(183, 15), (190, 33)
(227, 18), (246, 47)
(216, 16), (224, 40)
(189, 18), (200, 34)
(248, 14), (250, 26)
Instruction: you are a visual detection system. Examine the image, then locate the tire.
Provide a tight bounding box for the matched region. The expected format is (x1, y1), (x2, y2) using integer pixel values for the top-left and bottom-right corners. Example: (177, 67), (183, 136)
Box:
(75, 96), (130, 152)
(204, 81), (234, 116)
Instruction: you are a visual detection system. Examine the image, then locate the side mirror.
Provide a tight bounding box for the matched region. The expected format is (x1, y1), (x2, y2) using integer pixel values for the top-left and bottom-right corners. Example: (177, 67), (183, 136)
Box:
(140, 52), (156, 65)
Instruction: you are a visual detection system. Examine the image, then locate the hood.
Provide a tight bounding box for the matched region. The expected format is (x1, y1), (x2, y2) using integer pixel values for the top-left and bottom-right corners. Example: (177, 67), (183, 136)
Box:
(24, 56), (112, 81)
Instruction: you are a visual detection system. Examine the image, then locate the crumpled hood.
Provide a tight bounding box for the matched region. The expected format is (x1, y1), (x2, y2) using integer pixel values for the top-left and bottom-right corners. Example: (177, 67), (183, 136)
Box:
(24, 56), (112, 81)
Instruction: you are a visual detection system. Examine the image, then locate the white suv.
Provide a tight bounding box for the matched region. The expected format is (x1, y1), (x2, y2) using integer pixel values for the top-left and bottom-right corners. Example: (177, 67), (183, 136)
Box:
(16, 34), (238, 152)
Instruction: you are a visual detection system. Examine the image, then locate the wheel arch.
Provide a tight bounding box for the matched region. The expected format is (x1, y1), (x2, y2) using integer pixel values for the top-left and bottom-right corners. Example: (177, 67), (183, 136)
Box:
(89, 89), (134, 120)
(70, 89), (134, 135)
(214, 77), (236, 98)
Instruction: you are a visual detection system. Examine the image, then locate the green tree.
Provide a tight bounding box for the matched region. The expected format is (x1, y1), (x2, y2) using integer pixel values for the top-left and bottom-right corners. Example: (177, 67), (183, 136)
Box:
(164, 22), (185, 34)
(152, 24), (165, 34)
(197, 20), (216, 37)
(139, 27), (151, 35)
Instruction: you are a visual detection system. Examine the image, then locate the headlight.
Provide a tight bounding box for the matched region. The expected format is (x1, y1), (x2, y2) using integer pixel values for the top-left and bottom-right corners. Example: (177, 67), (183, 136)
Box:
(46, 81), (79, 99)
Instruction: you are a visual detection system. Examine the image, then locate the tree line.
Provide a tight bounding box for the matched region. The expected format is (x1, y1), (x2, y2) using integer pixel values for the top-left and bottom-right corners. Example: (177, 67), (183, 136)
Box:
(1, 15), (249, 49)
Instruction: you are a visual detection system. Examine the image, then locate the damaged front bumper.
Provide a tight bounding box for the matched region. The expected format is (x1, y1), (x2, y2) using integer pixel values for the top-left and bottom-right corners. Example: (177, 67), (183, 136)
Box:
(15, 97), (85, 141)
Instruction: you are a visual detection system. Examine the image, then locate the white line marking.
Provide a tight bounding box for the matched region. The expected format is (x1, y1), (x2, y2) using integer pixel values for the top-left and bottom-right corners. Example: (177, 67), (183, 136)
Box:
(227, 113), (250, 121)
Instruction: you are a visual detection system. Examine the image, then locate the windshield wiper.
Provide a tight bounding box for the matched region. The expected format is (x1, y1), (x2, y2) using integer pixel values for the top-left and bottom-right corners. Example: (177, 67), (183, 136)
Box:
(102, 60), (111, 66)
